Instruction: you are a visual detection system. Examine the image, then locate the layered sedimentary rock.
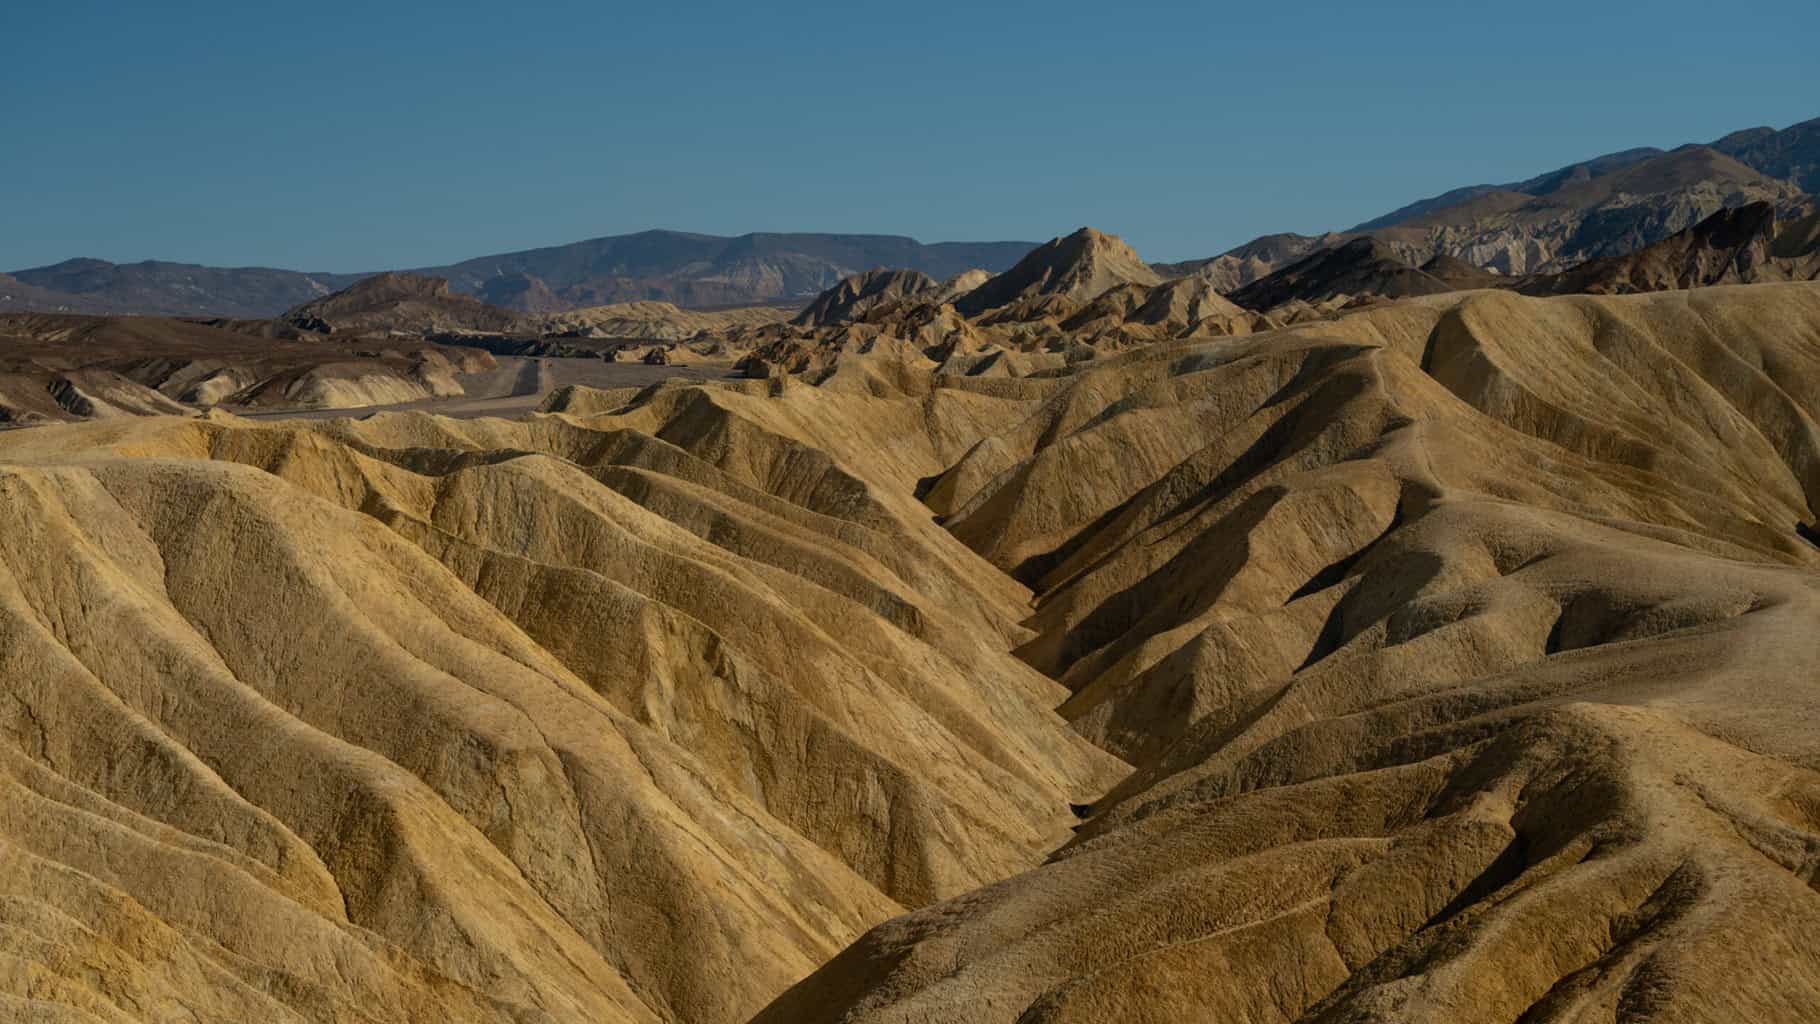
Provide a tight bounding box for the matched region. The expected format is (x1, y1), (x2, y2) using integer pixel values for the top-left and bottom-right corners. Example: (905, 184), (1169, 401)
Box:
(0, 371), (1122, 1023)
(3, 282), (1820, 1022)
(763, 281), (1820, 1022)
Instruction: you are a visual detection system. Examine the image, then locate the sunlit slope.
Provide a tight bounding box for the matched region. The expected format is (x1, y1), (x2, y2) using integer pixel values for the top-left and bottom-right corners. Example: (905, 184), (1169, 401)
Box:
(4, 282), (1820, 1023)
(760, 282), (1820, 1023)
(0, 375), (1121, 1023)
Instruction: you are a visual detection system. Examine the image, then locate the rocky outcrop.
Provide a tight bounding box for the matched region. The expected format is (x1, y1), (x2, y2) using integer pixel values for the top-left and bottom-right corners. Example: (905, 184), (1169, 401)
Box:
(1165, 118), (1819, 296)
(793, 268), (940, 326)
(8, 278), (1820, 1022)
(535, 301), (789, 341)
(758, 282), (1820, 1024)
(1229, 236), (1454, 310)
(956, 228), (1163, 316)
(932, 268), (991, 303)
(1154, 233), (1326, 293)
(1366, 145), (1806, 274)
(0, 311), (496, 420)
(0, 361), (1125, 1022)
(281, 272), (526, 336)
(1526, 200), (1820, 295)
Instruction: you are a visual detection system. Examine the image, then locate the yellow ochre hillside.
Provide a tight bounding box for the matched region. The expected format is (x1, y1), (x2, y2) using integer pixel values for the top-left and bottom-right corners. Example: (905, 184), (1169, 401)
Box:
(1, 281), (1819, 1022)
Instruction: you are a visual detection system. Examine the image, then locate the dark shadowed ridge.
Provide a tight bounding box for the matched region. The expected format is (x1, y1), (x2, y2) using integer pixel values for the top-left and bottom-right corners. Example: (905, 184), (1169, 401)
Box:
(1711, 116), (1820, 191)
(792, 268), (940, 326)
(1228, 236), (1452, 309)
(280, 272), (526, 335)
(1525, 200), (1820, 295)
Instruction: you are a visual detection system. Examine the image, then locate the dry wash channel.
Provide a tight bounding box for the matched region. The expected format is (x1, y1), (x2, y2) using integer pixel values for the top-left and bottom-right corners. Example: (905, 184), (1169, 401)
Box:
(1, 283), (1819, 1022)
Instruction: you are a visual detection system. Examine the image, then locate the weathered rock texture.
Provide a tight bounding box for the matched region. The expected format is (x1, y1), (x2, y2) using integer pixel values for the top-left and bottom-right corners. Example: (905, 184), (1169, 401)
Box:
(0, 312), (496, 424)
(762, 281), (1820, 1022)
(2, 282), (1820, 1023)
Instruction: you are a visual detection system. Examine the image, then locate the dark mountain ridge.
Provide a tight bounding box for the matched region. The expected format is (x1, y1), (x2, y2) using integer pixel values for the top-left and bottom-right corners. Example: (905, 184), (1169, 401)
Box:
(9, 258), (362, 318)
(1227, 236), (1453, 310)
(1353, 117), (1816, 233)
(791, 268), (940, 326)
(1524, 200), (1820, 295)
(1712, 115), (1820, 191)
(280, 272), (526, 336)
(7, 231), (1036, 318)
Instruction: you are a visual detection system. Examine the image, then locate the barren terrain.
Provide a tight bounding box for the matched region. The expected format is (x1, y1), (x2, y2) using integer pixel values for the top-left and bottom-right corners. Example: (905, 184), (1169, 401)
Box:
(0, 276), (1817, 1022)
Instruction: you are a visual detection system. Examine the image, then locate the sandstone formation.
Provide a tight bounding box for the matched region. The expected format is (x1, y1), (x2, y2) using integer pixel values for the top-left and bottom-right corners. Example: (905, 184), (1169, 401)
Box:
(2, 280), (1819, 1023)
(955, 228), (1163, 316)
(281, 272), (527, 337)
(932, 268), (991, 302)
(740, 237), (1274, 379)
(759, 280), (1820, 1023)
(793, 269), (940, 326)
(1153, 232), (1327, 293)
(0, 357), (1124, 1021)
(537, 300), (790, 341)
(0, 312), (497, 423)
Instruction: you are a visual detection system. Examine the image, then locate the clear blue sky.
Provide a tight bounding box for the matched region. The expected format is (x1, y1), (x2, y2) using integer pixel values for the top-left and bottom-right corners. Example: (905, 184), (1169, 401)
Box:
(4, 0), (1814, 270)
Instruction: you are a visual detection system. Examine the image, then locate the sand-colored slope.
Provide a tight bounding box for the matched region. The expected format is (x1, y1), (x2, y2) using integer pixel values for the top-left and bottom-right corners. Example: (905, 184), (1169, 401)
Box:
(955, 228), (1162, 317)
(0, 379), (1122, 1022)
(537, 300), (792, 339)
(0, 312), (499, 424)
(5, 281), (1820, 1022)
(758, 282), (1820, 1022)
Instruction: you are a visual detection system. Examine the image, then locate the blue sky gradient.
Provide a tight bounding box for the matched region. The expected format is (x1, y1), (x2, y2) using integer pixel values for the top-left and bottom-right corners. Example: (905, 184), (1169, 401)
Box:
(4, 0), (1815, 269)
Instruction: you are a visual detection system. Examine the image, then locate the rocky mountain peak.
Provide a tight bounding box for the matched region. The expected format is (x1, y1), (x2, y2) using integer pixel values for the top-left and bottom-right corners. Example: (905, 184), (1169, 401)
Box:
(955, 226), (1162, 316)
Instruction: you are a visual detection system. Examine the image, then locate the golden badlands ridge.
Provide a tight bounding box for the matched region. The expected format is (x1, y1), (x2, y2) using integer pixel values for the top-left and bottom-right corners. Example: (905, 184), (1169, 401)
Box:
(1, 283), (1819, 1022)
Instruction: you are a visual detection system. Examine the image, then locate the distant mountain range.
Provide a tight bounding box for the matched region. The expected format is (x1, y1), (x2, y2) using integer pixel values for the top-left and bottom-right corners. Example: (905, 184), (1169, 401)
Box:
(2, 260), (364, 319)
(1163, 115), (1819, 288)
(1, 232), (1038, 318)
(1353, 117), (1818, 233)
(431, 232), (1036, 311)
(4, 115), (1815, 319)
